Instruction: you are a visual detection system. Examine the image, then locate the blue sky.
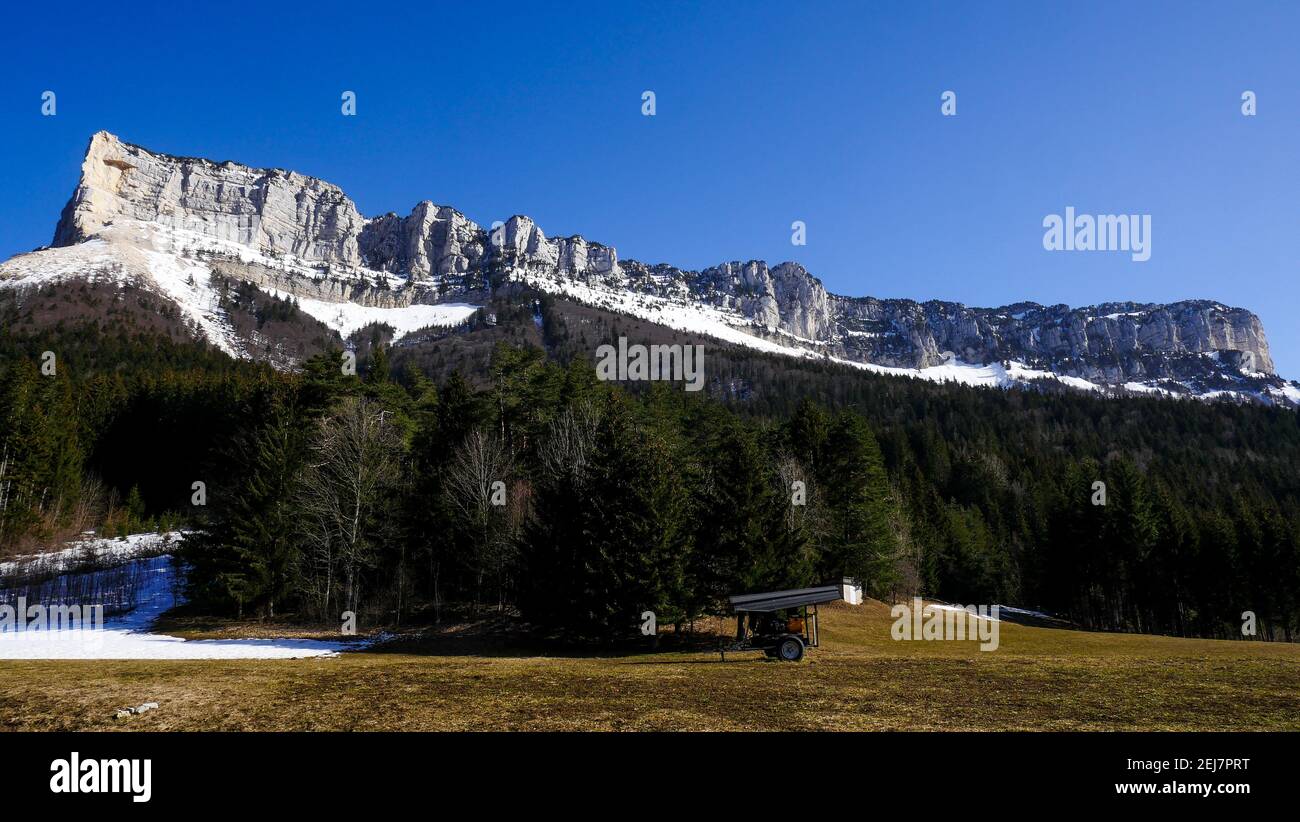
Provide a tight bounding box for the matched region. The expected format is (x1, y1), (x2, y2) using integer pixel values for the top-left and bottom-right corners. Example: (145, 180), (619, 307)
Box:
(2, 1), (1298, 373)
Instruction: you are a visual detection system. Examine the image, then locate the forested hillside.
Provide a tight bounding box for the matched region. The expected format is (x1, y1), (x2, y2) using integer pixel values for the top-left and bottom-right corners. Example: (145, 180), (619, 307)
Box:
(2, 287), (1298, 641)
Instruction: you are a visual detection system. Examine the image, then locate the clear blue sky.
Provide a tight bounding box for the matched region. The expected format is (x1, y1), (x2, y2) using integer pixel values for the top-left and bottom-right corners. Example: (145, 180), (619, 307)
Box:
(2, 1), (1298, 373)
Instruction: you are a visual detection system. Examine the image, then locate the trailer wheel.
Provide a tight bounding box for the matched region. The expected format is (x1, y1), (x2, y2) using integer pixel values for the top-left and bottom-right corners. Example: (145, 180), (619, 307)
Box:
(777, 636), (805, 662)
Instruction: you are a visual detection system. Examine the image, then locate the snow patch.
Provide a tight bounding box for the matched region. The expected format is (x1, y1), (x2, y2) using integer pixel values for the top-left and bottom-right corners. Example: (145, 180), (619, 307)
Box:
(0, 220), (481, 351)
(0, 533), (352, 659)
(0, 223), (240, 356)
(266, 288), (479, 340)
(0, 531), (181, 577)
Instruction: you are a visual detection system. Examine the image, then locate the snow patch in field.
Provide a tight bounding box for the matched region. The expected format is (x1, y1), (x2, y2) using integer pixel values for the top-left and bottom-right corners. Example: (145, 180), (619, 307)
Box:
(0, 533), (351, 660)
(922, 602), (1055, 623)
(993, 604), (1056, 620)
(924, 602), (998, 622)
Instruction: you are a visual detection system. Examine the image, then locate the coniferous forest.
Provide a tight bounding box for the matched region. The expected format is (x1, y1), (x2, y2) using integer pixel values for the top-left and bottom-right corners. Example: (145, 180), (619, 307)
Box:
(2, 297), (1299, 643)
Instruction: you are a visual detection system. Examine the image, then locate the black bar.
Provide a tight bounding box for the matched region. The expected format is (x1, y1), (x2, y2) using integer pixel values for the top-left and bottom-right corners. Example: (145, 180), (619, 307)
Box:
(6, 731), (1283, 810)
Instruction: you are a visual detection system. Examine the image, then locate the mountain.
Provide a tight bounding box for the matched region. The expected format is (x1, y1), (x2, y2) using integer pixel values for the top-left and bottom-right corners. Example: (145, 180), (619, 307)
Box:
(4, 130), (1296, 405)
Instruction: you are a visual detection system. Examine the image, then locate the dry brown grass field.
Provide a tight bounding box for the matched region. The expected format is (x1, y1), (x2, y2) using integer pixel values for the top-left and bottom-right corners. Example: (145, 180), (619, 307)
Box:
(3, 599), (1299, 731)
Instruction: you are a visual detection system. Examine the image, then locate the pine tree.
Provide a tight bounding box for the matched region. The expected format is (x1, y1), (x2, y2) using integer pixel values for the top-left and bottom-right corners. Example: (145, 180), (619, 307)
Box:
(585, 393), (691, 636)
(687, 407), (787, 607)
(182, 392), (306, 617)
(817, 411), (898, 593)
(367, 343), (390, 384)
(125, 485), (147, 532)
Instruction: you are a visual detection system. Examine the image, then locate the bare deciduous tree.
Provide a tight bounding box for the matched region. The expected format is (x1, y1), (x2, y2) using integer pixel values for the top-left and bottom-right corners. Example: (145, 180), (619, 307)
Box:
(536, 402), (600, 488)
(443, 429), (521, 612)
(298, 397), (401, 620)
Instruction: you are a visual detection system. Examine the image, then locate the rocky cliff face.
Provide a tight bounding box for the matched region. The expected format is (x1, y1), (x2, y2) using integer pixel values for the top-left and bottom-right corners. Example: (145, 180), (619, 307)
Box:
(39, 131), (1284, 396)
(828, 297), (1275, 378)
(359, 202), (485, 280)
(54, 132), (368, 266)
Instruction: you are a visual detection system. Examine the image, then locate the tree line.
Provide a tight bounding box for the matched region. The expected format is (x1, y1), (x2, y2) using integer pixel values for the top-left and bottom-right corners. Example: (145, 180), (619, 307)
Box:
(2, 314), (1299, 640)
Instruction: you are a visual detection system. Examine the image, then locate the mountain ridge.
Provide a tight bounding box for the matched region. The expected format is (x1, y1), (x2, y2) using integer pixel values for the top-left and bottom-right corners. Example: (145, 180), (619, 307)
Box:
(9, 131), (1292, 404)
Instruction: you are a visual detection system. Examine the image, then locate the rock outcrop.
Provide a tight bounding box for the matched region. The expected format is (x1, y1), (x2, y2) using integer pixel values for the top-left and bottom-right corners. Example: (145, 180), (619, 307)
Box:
(359, 202), (485, 280)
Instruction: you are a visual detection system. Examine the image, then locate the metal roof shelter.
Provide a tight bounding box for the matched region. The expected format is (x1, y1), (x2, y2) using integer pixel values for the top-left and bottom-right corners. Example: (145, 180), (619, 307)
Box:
(728, 583), (845, 613)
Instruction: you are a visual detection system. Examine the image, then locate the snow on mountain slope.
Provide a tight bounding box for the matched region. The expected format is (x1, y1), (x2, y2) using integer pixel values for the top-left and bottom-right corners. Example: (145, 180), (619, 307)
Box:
(264, 287), (478, 339)
(522, 268), (1118, 390)
(0, 219), (482, 352)
(0, 224), (242, 355)
(519, 269), (1291, 400)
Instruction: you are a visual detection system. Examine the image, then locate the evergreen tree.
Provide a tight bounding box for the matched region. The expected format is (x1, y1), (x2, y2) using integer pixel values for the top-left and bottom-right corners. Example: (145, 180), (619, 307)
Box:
(817, 411), (898, 593)
(182, 391), (306, 617)
(687, 407), (786, 607)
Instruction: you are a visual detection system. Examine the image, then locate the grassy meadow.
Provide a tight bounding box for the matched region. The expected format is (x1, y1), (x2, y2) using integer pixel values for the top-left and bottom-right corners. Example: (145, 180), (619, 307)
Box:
(3, 600), (1299, 731)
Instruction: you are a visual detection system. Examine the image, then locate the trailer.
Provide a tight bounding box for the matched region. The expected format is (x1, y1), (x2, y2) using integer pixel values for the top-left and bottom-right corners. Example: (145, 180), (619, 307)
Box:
(720, 579), (860, 662)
